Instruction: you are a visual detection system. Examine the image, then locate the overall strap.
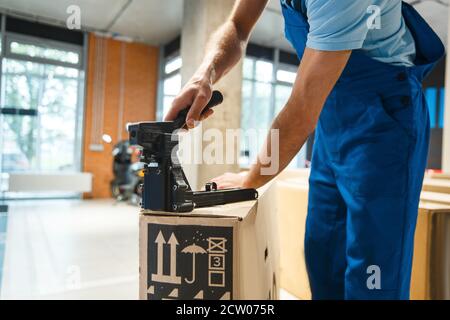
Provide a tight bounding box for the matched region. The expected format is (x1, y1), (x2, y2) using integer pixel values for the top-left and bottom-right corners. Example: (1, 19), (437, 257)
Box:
(286, 0), (306, 15)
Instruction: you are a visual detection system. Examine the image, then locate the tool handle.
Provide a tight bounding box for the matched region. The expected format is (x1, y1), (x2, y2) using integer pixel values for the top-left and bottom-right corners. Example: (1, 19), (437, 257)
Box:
(172, 90), (223, 129)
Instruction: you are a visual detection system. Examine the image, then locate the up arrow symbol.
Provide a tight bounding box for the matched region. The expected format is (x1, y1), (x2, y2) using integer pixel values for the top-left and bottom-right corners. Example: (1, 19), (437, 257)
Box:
(151, 231), (181, 285)
(155, 231), (166, 277)
(155, 231), (166, 244)
(168, 233), (179, 278)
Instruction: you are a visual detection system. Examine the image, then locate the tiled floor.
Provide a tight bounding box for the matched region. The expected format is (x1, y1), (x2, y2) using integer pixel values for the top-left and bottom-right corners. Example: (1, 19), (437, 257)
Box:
(0, 199), (139, 300)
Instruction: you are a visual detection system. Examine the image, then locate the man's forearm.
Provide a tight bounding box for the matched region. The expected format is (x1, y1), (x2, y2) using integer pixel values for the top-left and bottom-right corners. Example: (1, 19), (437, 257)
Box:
(165, 0), (267, 124)
(193, 0), (268, 85)
(194, 21), (247, 85)
(243, 48), (352, 189)
(243, 99), (315, 189)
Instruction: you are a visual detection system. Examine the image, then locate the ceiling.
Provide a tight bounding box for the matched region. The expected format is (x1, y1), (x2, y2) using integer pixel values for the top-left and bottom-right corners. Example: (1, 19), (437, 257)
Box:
(0, 0), (447, 52)
(0, 0), (184, 45)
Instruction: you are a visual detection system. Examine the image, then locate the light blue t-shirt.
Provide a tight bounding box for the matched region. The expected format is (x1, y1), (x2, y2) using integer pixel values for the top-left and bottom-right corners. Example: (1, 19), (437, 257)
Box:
(292, 0), (416, 66)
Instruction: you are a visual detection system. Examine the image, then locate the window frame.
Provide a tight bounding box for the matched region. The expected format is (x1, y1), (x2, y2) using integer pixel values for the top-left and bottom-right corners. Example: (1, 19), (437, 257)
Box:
(3, 32), (84, 69)
(241, 49), (307, 169)
(157, 49), (182, 121)
(276, 62), (298, 85)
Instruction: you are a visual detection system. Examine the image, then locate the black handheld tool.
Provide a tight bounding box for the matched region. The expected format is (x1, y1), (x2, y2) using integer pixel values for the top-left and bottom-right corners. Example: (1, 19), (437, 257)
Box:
(128, 90), (258, 213)
(172, 90), (224, 129)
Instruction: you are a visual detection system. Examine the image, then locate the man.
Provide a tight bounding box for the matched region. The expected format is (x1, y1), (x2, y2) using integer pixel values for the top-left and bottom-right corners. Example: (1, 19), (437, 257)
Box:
(165, 0), (444, 299)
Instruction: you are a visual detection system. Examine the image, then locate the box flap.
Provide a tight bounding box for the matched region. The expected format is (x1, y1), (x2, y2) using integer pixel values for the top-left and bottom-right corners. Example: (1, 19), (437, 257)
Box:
(277, 178), (309, 190)
(141, 200), (257, 220)
(422, 178), (450, 193)
(420, 191), (450, 205)
(419, 201), (450, 212)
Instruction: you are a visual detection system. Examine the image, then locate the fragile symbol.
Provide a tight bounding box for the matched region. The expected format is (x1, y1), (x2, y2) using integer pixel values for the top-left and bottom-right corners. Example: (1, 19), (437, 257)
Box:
(181, 243), (207, 284)
(146, 224), (233, 300)
(151, 231), (181, 284)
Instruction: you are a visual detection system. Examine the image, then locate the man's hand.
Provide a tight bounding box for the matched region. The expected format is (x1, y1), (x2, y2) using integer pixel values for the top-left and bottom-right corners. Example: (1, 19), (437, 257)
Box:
(164, 75), (215, 128)
(211, 172), (249, 190)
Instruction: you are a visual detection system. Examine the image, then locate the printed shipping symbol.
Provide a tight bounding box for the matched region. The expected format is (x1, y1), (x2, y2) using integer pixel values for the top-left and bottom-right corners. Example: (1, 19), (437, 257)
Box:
(151, 231), (181, 284)
(207, 237), (227, 288)
(181, 243), (207, 284)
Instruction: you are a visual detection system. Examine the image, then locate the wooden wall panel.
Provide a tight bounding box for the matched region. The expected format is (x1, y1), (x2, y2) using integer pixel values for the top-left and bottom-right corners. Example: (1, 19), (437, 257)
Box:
(83, 34), (158, 198)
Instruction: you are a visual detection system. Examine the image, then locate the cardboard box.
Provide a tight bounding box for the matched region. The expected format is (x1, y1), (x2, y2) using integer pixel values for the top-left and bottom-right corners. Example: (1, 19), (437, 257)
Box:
(411, 202), (450, 300)
(275, 178), (311, 300)
(422, 178), (450, 194)
(139, 184), (279, 300)
(420, 191), (450, 206)
(273, 177), (450, 300)
(277, 168), (310, 181)
(425, 172), (450, 180)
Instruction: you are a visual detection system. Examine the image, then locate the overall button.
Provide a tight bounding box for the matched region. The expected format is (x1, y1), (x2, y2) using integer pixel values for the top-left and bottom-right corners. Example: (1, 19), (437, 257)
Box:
(397, 72), (407, 81)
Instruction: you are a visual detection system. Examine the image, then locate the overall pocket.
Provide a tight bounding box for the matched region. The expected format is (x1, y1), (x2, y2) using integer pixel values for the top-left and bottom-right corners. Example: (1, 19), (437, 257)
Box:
(378, 91), (417, 140)
(343, 95), (411, 198)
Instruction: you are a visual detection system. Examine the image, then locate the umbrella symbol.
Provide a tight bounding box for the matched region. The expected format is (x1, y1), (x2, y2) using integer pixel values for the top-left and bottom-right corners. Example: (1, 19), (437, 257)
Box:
(182, 243), (207, 284)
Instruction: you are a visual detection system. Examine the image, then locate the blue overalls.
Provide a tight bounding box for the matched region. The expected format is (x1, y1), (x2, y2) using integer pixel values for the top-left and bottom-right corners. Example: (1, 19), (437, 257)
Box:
(281, 1), (445, 299)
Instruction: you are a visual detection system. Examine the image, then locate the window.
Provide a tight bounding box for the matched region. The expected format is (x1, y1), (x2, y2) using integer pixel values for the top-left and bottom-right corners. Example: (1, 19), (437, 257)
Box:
(1, 59), (82, 172)
(165, 56), (182, 74)
(0, 26), (85, 175)
(240, 52), (306, 169)
(276, 69), (296, 84)
(10, 41), (80, 65)
(159, 55), (182, 120)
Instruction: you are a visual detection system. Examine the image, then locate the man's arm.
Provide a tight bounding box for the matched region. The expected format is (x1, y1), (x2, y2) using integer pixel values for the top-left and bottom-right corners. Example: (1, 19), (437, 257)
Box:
(213, 48), (351, 189)
(164, 0), (268, 128)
